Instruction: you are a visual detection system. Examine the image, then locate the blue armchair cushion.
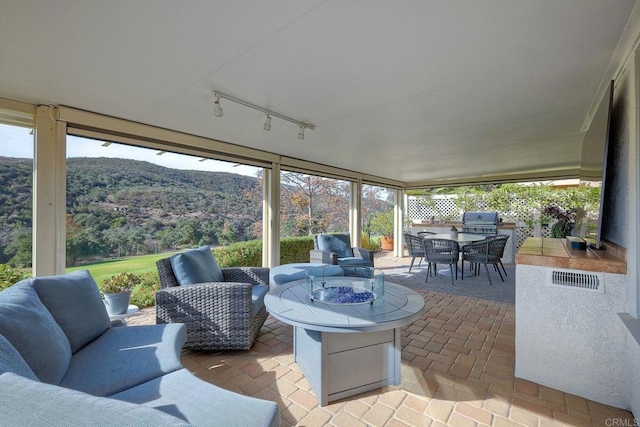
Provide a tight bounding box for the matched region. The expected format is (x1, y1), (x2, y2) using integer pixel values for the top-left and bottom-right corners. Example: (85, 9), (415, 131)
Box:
(0, 335), (38, 380)
(251, 284), (269, 317)
(170, 246), (223, 285)
(0, 282), (71, 385)
(31, 270), (111, 353)
(316, 234), (354, 258)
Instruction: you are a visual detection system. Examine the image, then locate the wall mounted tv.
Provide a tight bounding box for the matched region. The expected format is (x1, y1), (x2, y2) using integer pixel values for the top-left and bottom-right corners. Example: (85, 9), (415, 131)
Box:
(576, 79), (614, 250)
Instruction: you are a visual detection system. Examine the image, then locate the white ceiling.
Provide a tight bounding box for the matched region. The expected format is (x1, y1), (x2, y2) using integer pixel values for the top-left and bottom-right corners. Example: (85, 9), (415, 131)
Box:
(0, 1), (638, 185)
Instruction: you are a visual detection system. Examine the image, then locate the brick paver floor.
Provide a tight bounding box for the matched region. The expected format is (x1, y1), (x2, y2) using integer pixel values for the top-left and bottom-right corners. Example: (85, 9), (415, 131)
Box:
(128, 252), (636, 426)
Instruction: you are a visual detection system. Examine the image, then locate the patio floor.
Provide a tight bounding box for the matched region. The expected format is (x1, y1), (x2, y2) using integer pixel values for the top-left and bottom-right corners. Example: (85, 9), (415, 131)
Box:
(128, 252), (635, 426)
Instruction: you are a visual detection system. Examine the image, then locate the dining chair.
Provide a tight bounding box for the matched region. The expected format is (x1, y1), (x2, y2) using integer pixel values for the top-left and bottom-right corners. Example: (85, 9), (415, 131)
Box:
(422, 238), (460, 287)
(461, 235), (509, 285)
(404, 233), (426, 273)
(483, 235), (509, 276)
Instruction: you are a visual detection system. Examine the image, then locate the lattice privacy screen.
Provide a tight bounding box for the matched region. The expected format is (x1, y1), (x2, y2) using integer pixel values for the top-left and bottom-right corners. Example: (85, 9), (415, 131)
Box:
(407, 196), (555, 251)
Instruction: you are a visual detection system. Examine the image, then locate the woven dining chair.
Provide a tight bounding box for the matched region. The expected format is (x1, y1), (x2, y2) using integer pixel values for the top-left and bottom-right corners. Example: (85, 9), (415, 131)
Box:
(422, 238), (460, 287)
(404, 233), (426, 273)
(461, 235), (509, 285)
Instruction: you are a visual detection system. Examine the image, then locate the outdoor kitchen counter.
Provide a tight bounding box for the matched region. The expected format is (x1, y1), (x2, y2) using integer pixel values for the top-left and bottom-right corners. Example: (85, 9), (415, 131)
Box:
(515, 237), (626, 274)
(410, 221), (516, 230)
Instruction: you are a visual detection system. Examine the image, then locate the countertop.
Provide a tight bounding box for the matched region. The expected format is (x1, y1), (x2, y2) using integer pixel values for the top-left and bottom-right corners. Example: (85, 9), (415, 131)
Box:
(515, 237), (626, 274)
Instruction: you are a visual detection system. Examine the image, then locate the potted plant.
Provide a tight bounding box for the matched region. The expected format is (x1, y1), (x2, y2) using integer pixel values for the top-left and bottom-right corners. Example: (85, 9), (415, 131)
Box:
(370, 210), (394, 251)
(101, 272), (141, 315)
(542, 205), (576, 238)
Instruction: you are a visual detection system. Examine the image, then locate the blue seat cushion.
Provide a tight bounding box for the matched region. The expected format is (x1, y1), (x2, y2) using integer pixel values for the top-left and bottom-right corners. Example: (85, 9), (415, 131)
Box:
(110, 368), (279, 427)
(31, 270), (111, 353)
(0, 335), (38, 380)
(251, 284), (269, 317)
(316, 234), (353, 258)
(337, 257), (373, 267)
(60, 324), (187, 396)
(0, 373), (193, 426)
(170, 246), (223, 285)
(0, 282), (71, 385)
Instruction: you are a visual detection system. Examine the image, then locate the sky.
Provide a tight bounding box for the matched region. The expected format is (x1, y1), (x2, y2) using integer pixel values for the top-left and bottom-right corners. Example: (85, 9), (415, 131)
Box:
(0, 123), (258, 177)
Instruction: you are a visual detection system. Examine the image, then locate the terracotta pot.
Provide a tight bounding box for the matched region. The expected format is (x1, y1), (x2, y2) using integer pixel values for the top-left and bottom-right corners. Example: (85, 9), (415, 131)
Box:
(380, 236), (394, 251)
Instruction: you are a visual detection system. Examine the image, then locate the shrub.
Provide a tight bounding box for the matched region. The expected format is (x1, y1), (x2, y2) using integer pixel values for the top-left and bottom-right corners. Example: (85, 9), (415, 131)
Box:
(280, 236), (314, 264)
(214, 240), (262, 267)
(213, 236), (316, 267)
(0, 264), (29, 291)
(360, 234), (380, 252)
(130, 271), (160, 308)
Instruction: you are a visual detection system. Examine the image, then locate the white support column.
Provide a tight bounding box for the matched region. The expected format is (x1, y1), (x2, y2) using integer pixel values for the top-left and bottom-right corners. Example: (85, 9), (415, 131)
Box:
(33, 106), (66, 276)
(349, 180), (362, 247)
(262, 164), (281, 267)
(393, 189), (405, 257)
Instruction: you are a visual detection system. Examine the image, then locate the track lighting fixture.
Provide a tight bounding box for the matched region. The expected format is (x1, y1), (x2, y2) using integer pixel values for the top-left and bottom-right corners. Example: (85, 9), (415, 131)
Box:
(213, 93), (224, 117)
(212, 90), (315, 139)
(263, 114), (272, 131)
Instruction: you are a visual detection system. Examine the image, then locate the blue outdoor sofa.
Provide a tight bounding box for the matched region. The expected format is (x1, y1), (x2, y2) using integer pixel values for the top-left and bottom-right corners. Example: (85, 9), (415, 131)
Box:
(0, 270), (279, 426)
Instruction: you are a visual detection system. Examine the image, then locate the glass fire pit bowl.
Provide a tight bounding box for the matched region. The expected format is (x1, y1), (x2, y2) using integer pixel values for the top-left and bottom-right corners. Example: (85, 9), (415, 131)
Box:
(305, 266), (384, 305)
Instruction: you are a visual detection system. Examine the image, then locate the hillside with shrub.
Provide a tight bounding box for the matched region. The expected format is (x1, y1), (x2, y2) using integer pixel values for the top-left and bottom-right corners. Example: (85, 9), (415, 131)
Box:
(0, 156), (262, 266)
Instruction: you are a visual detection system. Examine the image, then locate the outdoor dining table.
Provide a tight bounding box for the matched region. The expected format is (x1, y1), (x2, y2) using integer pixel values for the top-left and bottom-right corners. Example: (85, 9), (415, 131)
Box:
(424, 233), (486, 246)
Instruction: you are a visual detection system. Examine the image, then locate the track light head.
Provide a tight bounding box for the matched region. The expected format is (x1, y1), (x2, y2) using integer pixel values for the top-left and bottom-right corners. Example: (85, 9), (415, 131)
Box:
(298, 125), (305, 140)
(263, 114), (272, 131)
(213, 93), (224, 117)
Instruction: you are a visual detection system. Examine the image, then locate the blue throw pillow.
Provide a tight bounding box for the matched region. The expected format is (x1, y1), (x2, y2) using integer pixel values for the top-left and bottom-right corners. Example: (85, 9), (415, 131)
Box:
(316, 234), (353, 258)
(31, 270), (111, 353)
(0, 282), (71, 385)
(170, 246), (224, 286)
(0, 335), (38, 381)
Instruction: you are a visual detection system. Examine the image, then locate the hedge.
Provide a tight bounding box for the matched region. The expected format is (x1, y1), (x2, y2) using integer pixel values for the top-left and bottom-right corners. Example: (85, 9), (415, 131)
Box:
(213, 236), (315, 267)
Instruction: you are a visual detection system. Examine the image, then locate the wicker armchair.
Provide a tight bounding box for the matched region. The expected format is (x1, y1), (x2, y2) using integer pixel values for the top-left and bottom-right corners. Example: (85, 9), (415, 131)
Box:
(155, 257), (269, 351)
(309, 233), (374, 267)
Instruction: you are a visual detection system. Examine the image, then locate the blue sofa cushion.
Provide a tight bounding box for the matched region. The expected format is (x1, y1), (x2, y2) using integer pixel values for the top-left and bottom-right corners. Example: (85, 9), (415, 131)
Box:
(110, 368), (279, 427)
(316, 234), (353, 258)
(251, 284), (269, 317)
(170, 246), (223, 285)
(0, 282), (71, 385)
(31, 270), (111, 353)
(0, 373), (194, 426)
(60, 323), (187, 396)
(0, 335), (38, 381)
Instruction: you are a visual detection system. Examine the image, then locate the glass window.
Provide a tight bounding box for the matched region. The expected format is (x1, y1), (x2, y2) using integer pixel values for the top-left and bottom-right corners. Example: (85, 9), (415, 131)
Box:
(65, 135), (262, 286)
(280, 171), (349, 237)
(0, 123), (33, 274)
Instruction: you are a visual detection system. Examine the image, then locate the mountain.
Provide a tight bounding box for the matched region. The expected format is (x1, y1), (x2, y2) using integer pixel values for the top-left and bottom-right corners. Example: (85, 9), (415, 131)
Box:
(0, 157), (262, 266)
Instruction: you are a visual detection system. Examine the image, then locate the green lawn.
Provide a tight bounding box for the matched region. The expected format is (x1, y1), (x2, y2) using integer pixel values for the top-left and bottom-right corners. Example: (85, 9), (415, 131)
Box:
(66, 251), (182, 284)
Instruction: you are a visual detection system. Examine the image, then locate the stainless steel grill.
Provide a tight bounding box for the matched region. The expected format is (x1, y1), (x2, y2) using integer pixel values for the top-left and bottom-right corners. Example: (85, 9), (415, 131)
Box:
(461, 212), (499, 236)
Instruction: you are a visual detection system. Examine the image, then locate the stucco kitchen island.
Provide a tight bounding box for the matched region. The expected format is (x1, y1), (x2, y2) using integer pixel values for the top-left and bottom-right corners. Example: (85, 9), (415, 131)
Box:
(515, 237), (628, 408)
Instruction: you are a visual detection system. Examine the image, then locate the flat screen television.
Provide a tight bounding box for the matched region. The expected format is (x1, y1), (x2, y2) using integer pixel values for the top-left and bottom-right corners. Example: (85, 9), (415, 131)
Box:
(576, 79), (614, 249)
